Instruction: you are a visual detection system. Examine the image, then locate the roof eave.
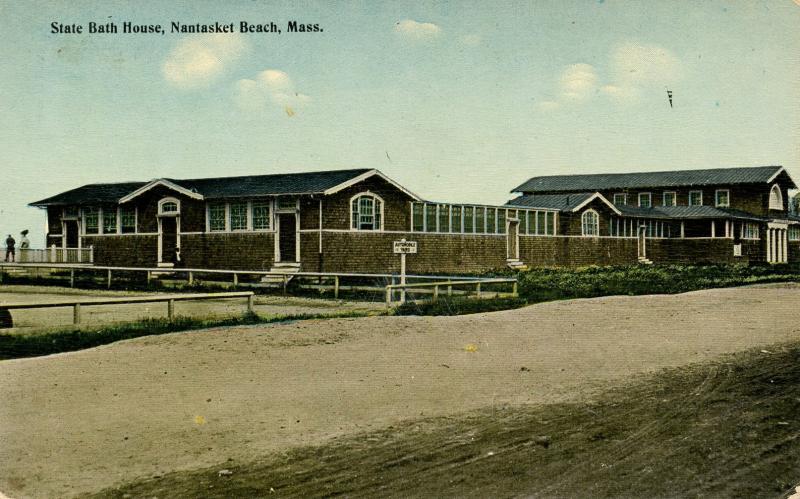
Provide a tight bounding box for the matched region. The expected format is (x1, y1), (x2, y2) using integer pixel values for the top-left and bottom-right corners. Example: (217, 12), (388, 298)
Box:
(323, 169), (422, 200)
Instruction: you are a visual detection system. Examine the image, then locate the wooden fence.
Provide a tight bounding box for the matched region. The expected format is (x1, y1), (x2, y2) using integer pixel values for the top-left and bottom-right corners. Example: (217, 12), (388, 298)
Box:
(16, 247), (94, 264)
(384, 278), (518, 306)
(0, 291), (255, 327)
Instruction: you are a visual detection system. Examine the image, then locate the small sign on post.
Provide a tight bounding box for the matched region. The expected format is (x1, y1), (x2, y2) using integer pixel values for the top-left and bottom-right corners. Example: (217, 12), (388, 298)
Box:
(393, 239), (417, 304)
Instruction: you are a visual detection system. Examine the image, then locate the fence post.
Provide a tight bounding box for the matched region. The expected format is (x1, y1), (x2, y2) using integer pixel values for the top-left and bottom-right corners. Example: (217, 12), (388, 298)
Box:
(188, 272), (193, 285)
(146, 270), (151, 285)
(385, 286), (392, 307)
(476, 282), (481, 297)
(334, 275), (339, 299)
(247, 294), (254, 314)
(70, 269), (75, 288)
(61, 247), (66, 263)
(73, 303), (81, 325)
(447, 285), (452, 296)
(89, 245), (94, 263)
(433, 285), (439, 302)
(512, 281), (518, 297)
(282, 275), (287, 295)
(107, 269), (112, 289)
(50, 244), (56, 262)
(167, 299), (175, 321)
(233, 273), (238, 287)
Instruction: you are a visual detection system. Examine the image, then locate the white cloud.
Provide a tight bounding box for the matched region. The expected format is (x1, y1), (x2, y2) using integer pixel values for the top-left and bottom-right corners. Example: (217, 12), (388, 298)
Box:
(394, 19), (441, 40)
(163, 33), (247, 88)
(559, 63), (598, 100)
(234, 69), (311, 115)
(537, 42), (683, 110)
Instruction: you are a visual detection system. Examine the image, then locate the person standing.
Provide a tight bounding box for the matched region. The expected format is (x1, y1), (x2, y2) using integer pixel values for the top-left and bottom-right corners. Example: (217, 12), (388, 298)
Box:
(19, 230), (30, 250)
(4, 234), (15, 262)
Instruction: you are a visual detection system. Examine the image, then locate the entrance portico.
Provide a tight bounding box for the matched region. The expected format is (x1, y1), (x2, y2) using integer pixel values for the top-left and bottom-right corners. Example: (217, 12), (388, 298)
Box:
(766, 221), (789, 264)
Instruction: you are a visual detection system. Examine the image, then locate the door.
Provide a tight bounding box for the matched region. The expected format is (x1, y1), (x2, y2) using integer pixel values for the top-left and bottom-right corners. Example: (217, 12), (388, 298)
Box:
(160, 217), (177, 264)
(278, 213), (297, 262)
(64, 221), (78, 248)
(507, 219), (519, 259)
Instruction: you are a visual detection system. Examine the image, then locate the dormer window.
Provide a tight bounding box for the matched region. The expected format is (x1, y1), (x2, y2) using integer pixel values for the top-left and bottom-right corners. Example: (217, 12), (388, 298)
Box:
(769, 184), (783, 210)
(715, 189), (730, 207)
(638, 193), (652, 208)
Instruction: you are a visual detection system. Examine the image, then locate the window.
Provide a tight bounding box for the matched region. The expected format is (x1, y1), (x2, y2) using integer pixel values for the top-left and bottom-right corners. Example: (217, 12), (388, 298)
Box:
(546, 212), (555, 235)
(120, 207), (136, 233)
(252, 201), (271, 230)
(464, 206), (474, 233)
(208, 203), (226, 231)
(769, 184), (783, 210)
(64, 206), (79, 218)
(350, 193), (382, 231)
(229, 202), (248, 231)
(789, 226), (800, 241)
(476, 207), (486, 233)
(638, 193), (652, 208)
(689, 191), (703, 206)
(160, 201), (178, 214)
(497, 209), (506, 234)
(581, 210), (599, 236)
(536, 211), (546, 235)
(102, 207), (117, 234)
(412, 203), (424, 232)
(425, 204), (436, 232)
(715, 189), (730, 207)
(277, 197), (297, 211)
(452, 206), (462, 233)
(486, 208), (496, 234)
(438, 205), (450, 232)
(84, 207), (99, 234)
(662, 192), (676, 207)
(742, 223), (759, 240)
(613, 193), (627, 206)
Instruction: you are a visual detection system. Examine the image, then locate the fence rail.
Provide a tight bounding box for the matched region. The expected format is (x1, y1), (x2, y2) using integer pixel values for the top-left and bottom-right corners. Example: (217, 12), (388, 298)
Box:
(384, 278), (518, 306)
(0, 291), (255, 327)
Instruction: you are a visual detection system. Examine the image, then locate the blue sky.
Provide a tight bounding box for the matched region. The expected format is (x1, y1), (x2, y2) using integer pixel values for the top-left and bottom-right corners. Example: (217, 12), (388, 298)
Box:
(2, 0), (799, 246)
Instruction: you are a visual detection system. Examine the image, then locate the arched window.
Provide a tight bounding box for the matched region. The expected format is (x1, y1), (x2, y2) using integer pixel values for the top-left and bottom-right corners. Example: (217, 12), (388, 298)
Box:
(581, 209), (599, 236)
(350, 193), (383, 231)
(159, 197), (180, 215)
(769, 184), (784, 210)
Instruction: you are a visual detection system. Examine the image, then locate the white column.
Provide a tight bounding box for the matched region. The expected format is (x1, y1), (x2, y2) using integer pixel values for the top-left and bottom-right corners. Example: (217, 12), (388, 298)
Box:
(766, 229), (772, 263)
(783, 230), (788, 263)
(711, 221), (716, 238)
(680, 221), (685, 238)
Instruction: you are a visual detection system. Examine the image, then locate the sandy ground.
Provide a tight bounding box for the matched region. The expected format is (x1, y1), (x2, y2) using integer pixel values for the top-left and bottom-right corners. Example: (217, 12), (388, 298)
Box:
(0, 285), (382, 332)
(1, 284), (800, 498)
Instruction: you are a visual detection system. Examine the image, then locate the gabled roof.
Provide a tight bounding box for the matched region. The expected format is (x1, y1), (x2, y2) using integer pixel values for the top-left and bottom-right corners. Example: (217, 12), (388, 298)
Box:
(506, 192), (621, 215)
(30, 168), (420, 207)
(512, 166), (795, 193)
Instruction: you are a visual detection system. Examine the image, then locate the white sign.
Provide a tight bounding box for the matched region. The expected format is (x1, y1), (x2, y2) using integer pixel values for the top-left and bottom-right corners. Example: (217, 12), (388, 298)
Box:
(393, 240), (417, 254)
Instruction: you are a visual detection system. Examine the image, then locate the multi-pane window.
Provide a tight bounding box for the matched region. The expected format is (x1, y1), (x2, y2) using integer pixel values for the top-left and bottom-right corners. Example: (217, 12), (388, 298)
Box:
(438, 205), (449, 232)
(277, 198), (297, 211)
(613, 193), (627, 206)
(742, 223), (759, 240)
(209, 203), (226, 231)
(546, 212), (555, 235)
(425, 204), (436, 232)
(581, 210), (599, 236)
(476, 207), (485, 233)
(715, 189), (730, 207)
(789, 226), (800, 241)
(229, 202), (248, 231)
(161, 201), (178, 214)
(452, 206), (462, 233)
(638, 193), (652, 208)
(689, 191), (703, 206)
(497, 209), (506, 234)
(412, 203), (424, 232)
(463, 206), (474, 233)
(663, 192), (676, 207)
(486, 208), (496, 234)
(536, 211), (546, 235)
(120, 207), (136, 233)
(252, 201), (271, 230)
(84, 207), (99, 234)
(351, 194), (382, 231)
(102, 207), (117, 234)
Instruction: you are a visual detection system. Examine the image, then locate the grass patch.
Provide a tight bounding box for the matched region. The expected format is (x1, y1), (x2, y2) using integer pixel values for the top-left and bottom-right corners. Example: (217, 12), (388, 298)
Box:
(88, 342), (800, 498)
(394, 296), (528, 316)
(0, 310), (377, 360)
(518, 263), (800, 302)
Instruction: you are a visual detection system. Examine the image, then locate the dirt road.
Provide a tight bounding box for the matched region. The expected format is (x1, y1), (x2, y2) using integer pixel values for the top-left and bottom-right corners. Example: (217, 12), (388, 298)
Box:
(1, 284), (799, 498)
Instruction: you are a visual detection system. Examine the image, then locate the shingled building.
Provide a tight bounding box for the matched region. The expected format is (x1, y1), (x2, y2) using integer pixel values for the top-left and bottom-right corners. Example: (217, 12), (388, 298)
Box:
(29, 165), (800, 273)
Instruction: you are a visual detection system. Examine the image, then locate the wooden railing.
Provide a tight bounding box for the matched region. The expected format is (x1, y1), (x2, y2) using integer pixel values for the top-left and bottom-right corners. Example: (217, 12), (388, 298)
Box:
(16, 246), (94, 264)
(384, 278), (518, 306)
(0, 291), (255, 327)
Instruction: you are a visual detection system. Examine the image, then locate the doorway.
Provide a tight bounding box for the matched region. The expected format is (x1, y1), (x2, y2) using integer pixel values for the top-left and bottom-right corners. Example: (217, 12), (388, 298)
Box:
(507, 219), (519, 260)
(160, 217), (177, 265)
(64, 221), (79, 248)
(278, 213), (297, 262)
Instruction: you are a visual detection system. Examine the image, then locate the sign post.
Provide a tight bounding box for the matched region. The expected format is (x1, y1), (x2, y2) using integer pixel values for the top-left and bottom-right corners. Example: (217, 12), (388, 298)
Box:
(393, 239), (417, 304)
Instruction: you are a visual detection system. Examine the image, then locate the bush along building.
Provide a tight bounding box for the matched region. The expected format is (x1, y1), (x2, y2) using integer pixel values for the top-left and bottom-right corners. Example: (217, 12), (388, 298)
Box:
(29, 165), (800, 274)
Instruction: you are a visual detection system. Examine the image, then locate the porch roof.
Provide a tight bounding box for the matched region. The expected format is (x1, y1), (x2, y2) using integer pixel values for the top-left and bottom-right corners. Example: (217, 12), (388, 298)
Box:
(617, 205), (768, 221)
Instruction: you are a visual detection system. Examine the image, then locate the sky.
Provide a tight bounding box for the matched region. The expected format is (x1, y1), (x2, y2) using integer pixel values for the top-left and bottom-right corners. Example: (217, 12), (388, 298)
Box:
(1, 0), (799, 246)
